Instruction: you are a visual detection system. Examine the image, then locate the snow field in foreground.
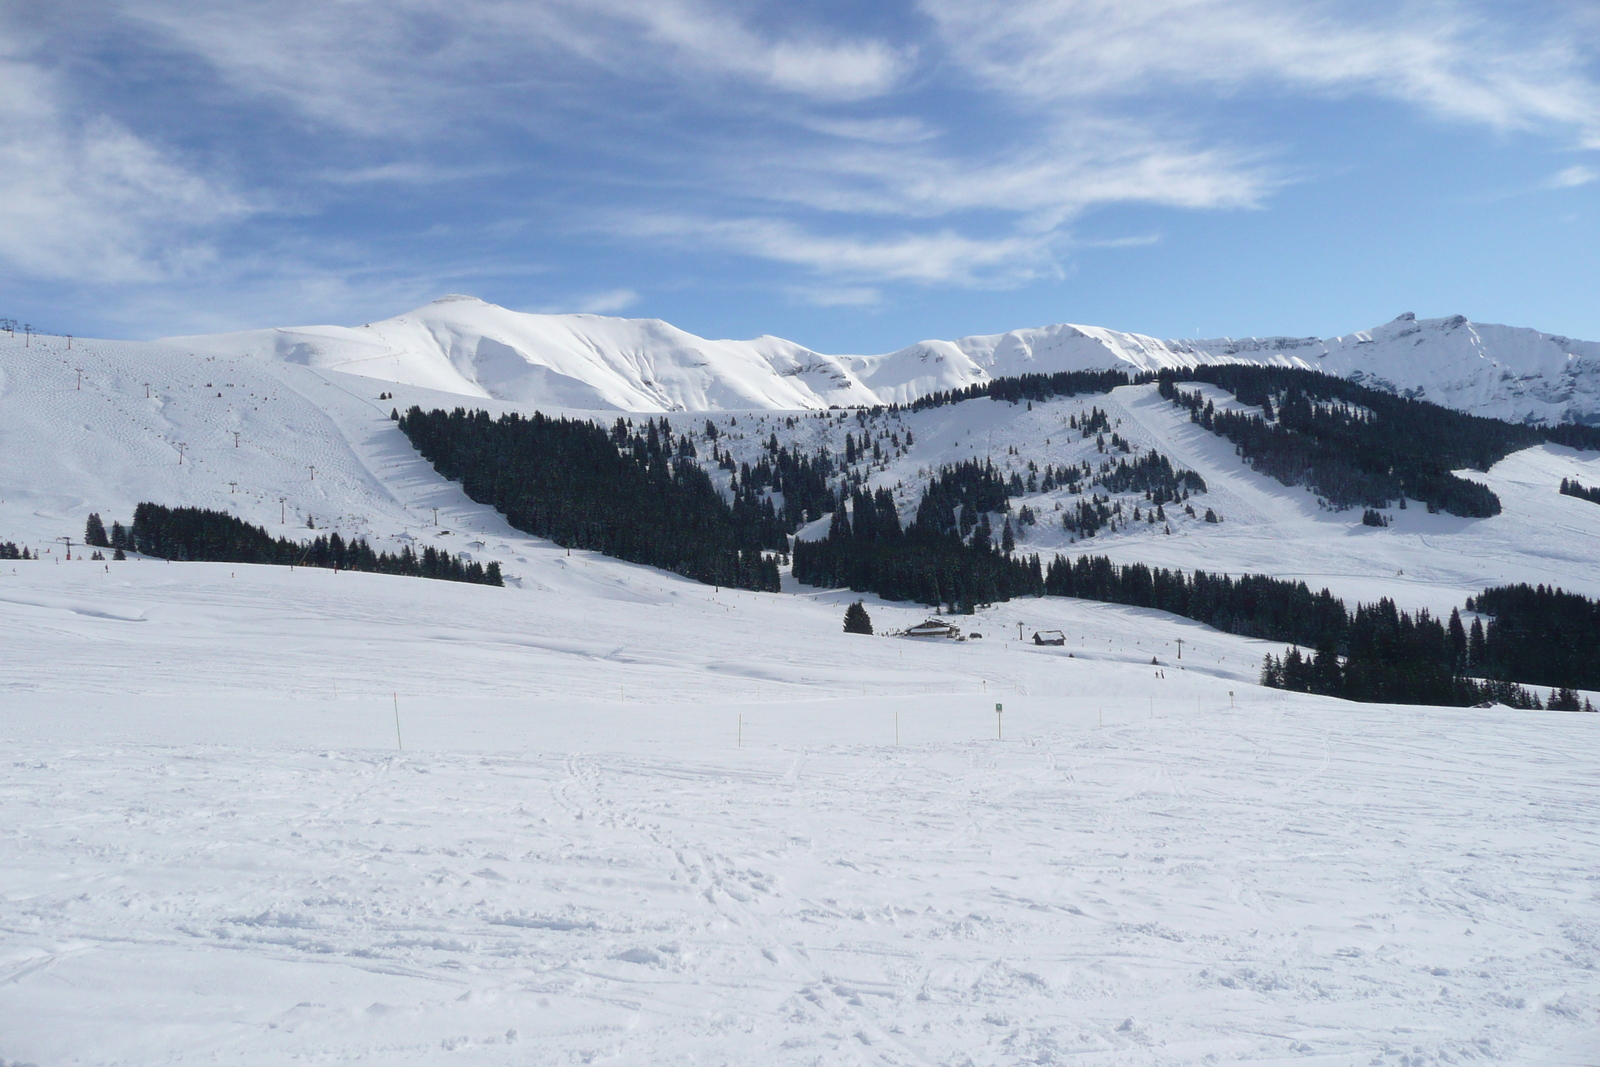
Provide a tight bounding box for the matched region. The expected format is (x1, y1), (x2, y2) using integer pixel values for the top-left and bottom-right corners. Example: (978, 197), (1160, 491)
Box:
(3, 561), (1599, 1066)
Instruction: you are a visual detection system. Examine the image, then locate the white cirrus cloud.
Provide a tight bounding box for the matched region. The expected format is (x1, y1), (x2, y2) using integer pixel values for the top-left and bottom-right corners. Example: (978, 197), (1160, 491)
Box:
(919, 0), (1600, 143)
(1546, 164), (1598, 188)
(110, 0), (907, 138)
(0, 44), (252, 285)
(786, 284), (884, 308)
(11, 0), (1600, 309)
(617, 214), (1060, 287)
(575, 288), (641, 314)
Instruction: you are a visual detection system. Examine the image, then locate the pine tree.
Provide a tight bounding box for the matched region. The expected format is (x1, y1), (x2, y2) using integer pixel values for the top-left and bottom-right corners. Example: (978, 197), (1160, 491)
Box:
(84, 513), (108, 547)
(1447, 608), (1467, 674)
(843, 600), (873, 634)
(1001, 516), (1015, 553)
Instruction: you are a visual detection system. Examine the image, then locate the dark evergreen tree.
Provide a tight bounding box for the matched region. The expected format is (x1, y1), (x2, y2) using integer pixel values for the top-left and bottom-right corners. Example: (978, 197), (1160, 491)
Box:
(1156, 366), (1600, 518)
(895, 370), (1131, 413)
(843, 600), (873, 634)
(1560, 477), (1600, 504)
(397, 408), (778, 592)
(84, 513), (108, 547)
(105, 502), (501, 585)
(1466, 584), (1600, 690)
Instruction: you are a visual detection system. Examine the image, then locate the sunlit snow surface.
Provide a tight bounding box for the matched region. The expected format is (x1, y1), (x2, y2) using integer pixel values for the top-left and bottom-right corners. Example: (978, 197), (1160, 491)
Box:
(4, 564), (1599, 1066)
(2, 331), (1600, 1064)
(161, 296), (1600, 424)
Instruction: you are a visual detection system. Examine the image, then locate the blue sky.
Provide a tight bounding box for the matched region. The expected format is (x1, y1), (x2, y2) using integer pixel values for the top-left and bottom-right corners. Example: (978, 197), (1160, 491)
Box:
(4, 0), (1599, 351)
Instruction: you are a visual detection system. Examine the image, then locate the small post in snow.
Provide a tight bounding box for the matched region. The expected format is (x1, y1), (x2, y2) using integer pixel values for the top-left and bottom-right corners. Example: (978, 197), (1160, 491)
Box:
(392, 693), (403, 751)
(995, 702), (1003, 740)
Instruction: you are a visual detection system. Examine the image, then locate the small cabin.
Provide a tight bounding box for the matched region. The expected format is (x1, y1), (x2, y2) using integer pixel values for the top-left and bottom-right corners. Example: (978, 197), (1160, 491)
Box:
(1033, 630), (1065, 646)
(905, 618), (961, 639)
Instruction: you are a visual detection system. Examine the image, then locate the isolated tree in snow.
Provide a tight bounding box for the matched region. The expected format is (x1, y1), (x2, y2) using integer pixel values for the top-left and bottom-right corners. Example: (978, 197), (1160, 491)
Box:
(84, 513), (108, 547)
(843, 600), (873, 635)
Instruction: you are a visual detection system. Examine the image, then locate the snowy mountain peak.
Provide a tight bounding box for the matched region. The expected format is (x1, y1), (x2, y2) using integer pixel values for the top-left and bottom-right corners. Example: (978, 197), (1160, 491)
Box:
(160, 298), (1600, 424)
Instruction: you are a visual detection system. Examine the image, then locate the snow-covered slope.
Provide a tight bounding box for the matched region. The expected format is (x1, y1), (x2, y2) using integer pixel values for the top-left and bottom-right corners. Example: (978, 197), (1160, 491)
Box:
(851, 312), (1600, 425)
(5, 324), (1600, 1066)
(168, 295), (878, 412)
(159, 298), (1600, 424)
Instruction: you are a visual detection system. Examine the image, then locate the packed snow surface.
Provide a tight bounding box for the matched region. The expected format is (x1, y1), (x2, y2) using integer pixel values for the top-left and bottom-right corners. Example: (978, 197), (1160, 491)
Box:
(4, 561), (1600, 1066)
(3, 330), (1600, 1064)
(158, 297), (1600, 424)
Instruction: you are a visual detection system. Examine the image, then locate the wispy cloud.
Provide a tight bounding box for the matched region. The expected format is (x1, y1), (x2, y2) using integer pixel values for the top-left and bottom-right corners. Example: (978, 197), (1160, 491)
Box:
(619, 214), (1060, 286)
(0, 38), (251, 285)
(320, 162), (511, 185)
(1547, 164), (1598, 188)
(9, 0), (1600, 329)
(786, 285), (883, 308)
(575, 288), (640, 314)
(921, 0), (1600, 144)
(109, 0), (908, 138)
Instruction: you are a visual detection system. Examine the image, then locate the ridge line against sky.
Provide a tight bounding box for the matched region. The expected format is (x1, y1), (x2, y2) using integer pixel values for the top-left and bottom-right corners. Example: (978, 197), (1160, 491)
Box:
(2, 0), (1598, 351)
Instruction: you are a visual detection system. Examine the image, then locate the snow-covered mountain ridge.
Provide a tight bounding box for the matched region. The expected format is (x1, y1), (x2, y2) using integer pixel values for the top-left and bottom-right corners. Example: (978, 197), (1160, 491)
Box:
(164, 297), (1600, 424)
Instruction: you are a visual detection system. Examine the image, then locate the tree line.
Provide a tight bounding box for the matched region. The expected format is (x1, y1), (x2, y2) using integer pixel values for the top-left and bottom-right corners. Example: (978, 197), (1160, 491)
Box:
(791, 506), (1044, 614)
(1157, 366), (1600, 518)
(1040, 553), (1570, 709)
(1560, 477), (1600, 505)
(895, 369), (1135, 413)
(1466, 584), (1600, 692)
(398, 407), (779, 592)
(84, 504), (501, 585)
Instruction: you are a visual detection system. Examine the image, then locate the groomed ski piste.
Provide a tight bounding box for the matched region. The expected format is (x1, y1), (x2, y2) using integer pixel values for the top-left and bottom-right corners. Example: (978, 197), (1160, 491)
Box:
(3, 325), (1599, 1066)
